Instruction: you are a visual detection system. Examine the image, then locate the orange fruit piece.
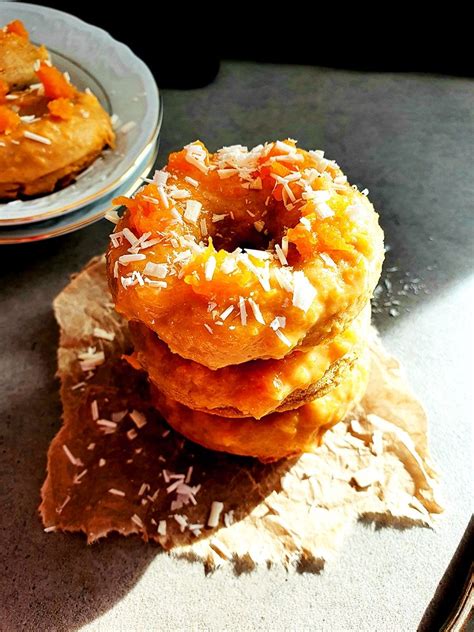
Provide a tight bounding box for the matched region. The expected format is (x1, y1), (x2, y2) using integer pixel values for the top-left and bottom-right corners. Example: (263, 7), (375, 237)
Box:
(47, 97), (75, 120)
(0, 105), (21, 134)
(6, 19), (29, 39)
(36, 62), (76, 100)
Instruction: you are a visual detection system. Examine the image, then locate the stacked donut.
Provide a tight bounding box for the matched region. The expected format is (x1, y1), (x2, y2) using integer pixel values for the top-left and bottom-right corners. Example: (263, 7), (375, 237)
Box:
(107, 140), (384, 461)
(0, 20), (114, 199)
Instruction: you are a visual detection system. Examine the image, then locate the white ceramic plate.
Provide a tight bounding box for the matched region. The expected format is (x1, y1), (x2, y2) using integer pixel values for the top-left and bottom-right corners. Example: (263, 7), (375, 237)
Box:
(0, 2), (161, 225)
(0, 141), (158, 243)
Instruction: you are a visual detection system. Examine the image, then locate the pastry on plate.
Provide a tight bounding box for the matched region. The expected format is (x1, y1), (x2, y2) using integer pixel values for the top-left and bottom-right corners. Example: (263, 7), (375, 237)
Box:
(0, 20), (115, 200)
(0, 19), (48, 89)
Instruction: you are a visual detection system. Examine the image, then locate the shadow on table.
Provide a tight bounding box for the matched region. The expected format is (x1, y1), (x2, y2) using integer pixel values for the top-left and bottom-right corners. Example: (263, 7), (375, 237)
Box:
(0, 283), (155, 631)
(0, 301), (293, 630)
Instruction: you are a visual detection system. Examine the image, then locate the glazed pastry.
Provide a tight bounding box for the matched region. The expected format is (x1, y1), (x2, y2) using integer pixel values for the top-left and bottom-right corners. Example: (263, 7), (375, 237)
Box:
(128, 306), (369, 419)
(107, 140), (384, 369)
(150, 348), (370, 462)
(0, 21), (115, 200)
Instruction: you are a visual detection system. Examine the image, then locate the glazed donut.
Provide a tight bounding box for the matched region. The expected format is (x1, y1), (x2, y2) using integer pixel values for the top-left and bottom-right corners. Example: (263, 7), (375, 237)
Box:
(1, 19), (114, 199)
(107, 140), (384, 369)
(150, 348), (370, 462)
(128, 305), (369, 419)
(0, 60), (115, 199)
(0, 20), (48, 89)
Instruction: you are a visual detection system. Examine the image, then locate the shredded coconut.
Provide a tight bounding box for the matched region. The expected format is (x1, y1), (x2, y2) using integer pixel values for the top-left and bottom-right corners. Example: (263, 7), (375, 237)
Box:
(292, 271), (317, 312)
(208, 501), (224, 527)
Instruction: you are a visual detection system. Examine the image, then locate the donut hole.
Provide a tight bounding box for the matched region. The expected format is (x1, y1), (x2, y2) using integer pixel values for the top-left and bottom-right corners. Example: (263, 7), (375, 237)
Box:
(9, 90), (49, 117)
(205, 197), (301, 254)
(209, 216), (271, 252)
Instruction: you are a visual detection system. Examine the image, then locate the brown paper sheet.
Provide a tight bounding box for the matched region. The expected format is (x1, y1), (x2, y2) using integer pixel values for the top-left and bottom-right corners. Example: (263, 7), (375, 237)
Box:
(40, 256), (443, 571)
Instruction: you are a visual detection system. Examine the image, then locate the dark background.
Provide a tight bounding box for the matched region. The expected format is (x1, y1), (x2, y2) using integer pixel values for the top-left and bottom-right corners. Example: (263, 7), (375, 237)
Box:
(19, 1), (472, 88)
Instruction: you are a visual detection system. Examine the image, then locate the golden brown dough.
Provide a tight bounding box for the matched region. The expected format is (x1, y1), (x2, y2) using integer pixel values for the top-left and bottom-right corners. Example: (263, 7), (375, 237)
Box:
(128, 306), (370, 419)
(150, 348), (370, 462)
(0, 22), (115, 201)
(0, 91), (114, 200)
(0, 29), (48, 89)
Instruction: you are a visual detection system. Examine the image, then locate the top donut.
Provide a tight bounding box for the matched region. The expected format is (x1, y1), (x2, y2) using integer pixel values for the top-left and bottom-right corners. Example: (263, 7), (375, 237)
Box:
(107, 140), (384, 369)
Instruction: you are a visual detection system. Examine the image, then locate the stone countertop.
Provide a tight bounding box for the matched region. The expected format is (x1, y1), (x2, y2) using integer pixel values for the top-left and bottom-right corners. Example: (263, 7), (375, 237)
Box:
(0, 61), (472, 631)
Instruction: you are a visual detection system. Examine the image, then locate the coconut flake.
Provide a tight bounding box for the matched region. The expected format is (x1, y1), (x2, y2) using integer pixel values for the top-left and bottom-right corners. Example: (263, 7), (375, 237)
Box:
(130, 410), (147, 428)
(270, 316), (286, 330)
(315, 202), (334, 219)
(93, 327), (115, 342)
(224, 510), (234, 528)
(352, 466), (380, 488)
(185, 466), (193, 484)
(119, 254), (146, 265)
(122, 227), (139, 247)
(152, 170), (169, 187)
(218, 305), (233, 321)
(184, 176), (199, 187)
(158, 520), (167, 535)
(275, 244), (288, 266)
(248, 298), (265, 324)
(119, 121), (136, 134)
(173, 514), (188, 532)
(62, 444), (80, 466)
(108, 488), (125, 497)
(174, 250), (192, 263)
(143, 262), (168, 278)
(221, 256), (237, 274)
(131, 513), (144, 528)
(184, 200), (202, 223)
(320, 252), (337, 268)
(97, 419), (117, 429)
(112, 410), (128, 422)
(274, 329), (291, 347)
(23, 130), (51, 145)
(205, 256), (216, 281)
(90, 400), (99, 421)
(292, 271), (317, 312)
(300, 217), (312, 231)
(239, 296), (247, 326)
(105, 210), (120, 224)
(245, 248), (272, 260)
(207, 501), (224, 528)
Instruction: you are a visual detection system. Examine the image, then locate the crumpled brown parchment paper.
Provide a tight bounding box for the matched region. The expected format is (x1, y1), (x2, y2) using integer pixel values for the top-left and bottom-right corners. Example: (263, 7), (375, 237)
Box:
(40, 256), (443, 571)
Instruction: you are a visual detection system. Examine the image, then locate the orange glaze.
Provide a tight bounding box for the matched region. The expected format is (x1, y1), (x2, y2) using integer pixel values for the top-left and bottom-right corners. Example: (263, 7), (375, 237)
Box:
(151, 347), (371, 462)
(107, 141), (384, 369)
(5, 20), (29, 39)
(47, 97), (75, 120)
(0, 79), (8, 102)
(0, 104), (20, 133)
(129, 306), (369, 419)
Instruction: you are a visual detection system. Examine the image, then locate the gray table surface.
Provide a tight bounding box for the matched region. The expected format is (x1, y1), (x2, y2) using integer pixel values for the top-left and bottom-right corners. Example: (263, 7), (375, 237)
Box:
(1, 61), (473, 632)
